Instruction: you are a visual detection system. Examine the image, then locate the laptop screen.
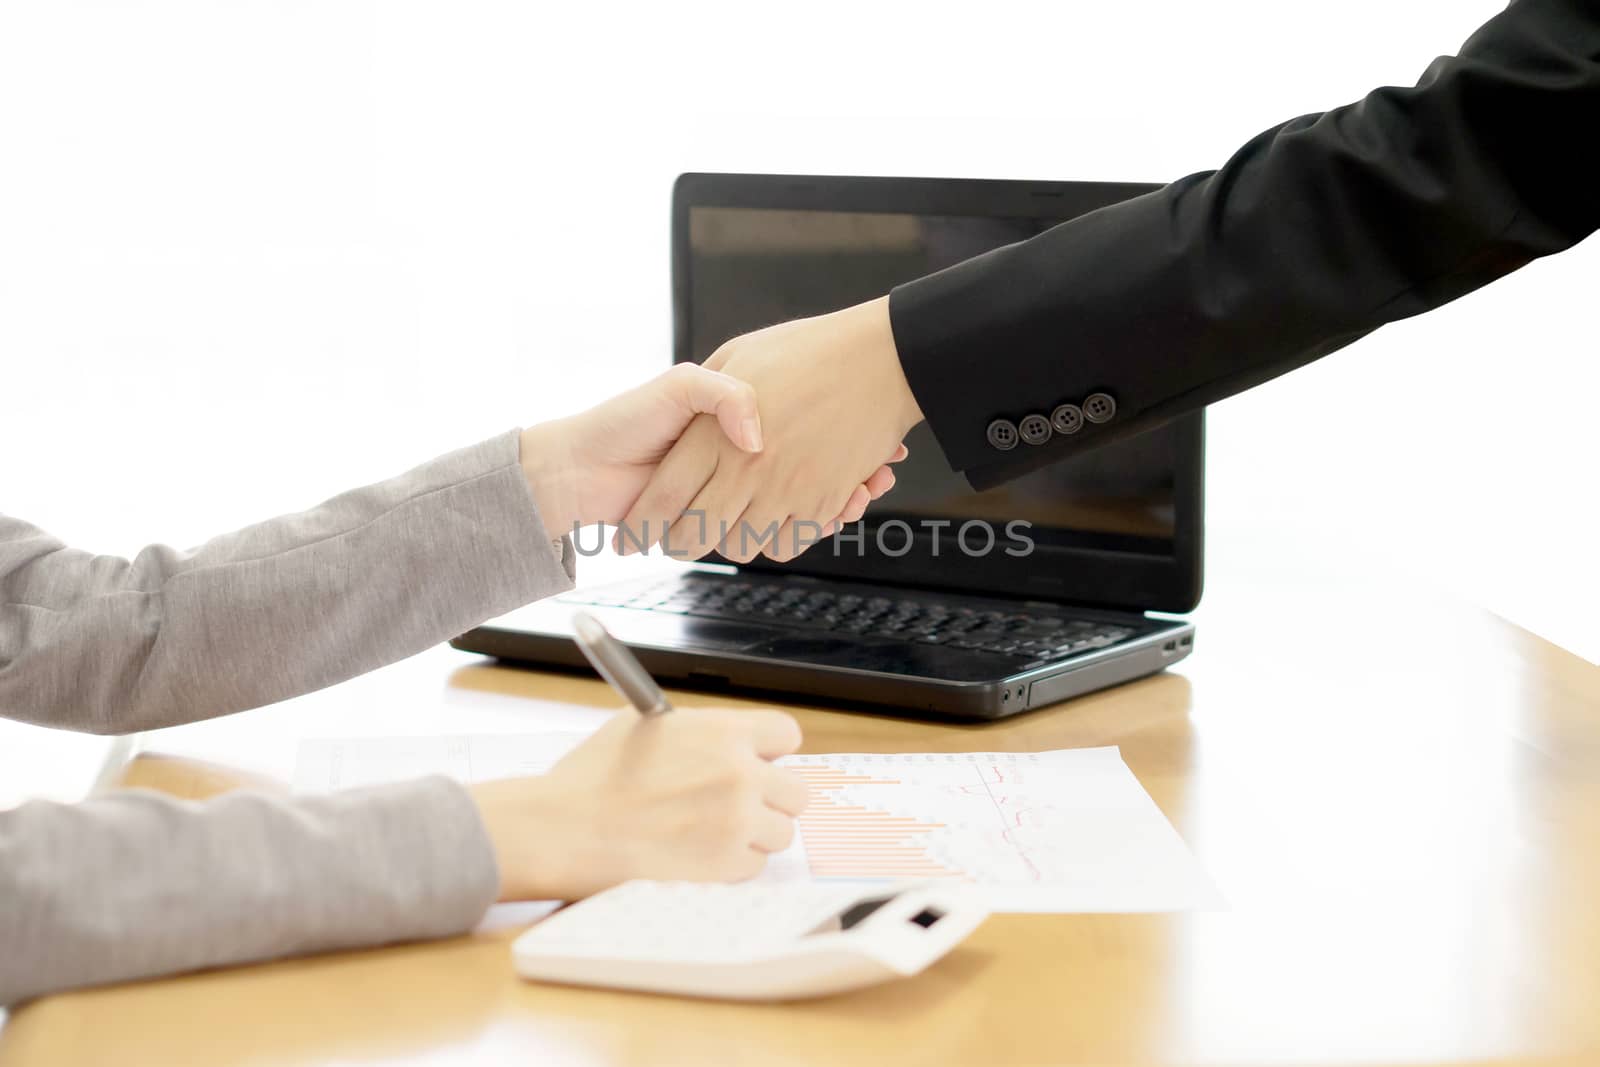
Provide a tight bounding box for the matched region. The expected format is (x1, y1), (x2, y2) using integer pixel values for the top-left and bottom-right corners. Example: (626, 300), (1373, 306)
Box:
(675, 176), (1202, 612)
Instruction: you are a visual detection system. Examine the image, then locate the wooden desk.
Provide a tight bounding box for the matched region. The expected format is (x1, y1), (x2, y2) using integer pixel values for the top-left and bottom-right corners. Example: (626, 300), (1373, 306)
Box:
(3, 557), (1598, 1067)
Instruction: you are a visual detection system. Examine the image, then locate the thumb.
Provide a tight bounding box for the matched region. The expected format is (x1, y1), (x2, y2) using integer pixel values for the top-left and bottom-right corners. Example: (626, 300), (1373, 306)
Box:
(661, 363), (763, 453)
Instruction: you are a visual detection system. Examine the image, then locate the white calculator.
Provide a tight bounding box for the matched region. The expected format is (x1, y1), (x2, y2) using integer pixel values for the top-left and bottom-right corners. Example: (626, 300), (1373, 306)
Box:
(511, 880), (989, 1001)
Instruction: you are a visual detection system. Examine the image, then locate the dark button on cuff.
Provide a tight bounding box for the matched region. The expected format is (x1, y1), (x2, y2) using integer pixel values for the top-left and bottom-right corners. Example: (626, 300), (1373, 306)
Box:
(1083, 392), (1117, 423)
(1051, 403), (1084, 435)
(986, 418), (1020, 451)
(1018, 414), (1053, 445)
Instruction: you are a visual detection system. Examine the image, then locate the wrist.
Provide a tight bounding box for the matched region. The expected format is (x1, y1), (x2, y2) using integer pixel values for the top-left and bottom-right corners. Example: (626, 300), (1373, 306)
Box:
(518, 421), (581, 539)
(469, 777), (572, 902)
(851, 295), (924, 435)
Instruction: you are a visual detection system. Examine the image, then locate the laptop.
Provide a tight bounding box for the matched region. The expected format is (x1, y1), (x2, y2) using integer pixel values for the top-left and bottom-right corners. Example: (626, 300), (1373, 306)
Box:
(452, 172), (1202, 721)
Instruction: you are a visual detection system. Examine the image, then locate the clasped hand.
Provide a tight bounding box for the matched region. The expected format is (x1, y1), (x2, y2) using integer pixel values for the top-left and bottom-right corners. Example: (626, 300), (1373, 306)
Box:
(607, 296), (923, 563)
(523, 295), (921, 562)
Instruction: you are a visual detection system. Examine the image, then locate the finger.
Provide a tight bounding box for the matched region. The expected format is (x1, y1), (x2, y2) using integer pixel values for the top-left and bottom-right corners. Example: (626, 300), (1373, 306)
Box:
(831, 485), (873, 526)
(702, 340), (735, 372)
(767, 515), (830, 563)
(761, 764), (811, 817)
(749, 807), (797, 854)
(890, 443), (910, 462)
(744, 709), (802, 760)
(762, 517), (796, 564)
(660, 363), (763, 453)
(718, 502), (783, 564)
(736, 511), (787, 566)
(864, 465), (896, 500)
(613, 428), (717, 555)
(662, 471), (752, 561)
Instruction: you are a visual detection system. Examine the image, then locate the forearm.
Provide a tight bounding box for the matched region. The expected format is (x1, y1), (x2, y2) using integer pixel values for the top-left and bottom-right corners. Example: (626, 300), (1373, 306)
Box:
(891, 0), (1600, 486)
(0, 430), (574, 734)
(0, 777), (499, 1005)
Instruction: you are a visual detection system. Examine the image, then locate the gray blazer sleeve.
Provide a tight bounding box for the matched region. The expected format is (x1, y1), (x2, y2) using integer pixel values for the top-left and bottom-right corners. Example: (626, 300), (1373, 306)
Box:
(0, 778), (501, 1006)
(0, 430), (577, 1004)
(0, 429), (574, 734)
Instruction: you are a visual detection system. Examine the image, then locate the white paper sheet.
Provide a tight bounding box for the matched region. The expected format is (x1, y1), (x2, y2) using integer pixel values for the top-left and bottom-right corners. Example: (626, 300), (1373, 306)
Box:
(295, 735), (1221, 913)
(295, 733), (590, 792)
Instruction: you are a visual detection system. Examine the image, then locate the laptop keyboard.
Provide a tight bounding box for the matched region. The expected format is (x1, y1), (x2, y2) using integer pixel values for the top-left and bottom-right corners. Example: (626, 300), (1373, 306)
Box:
(560, 574), (1137, 660)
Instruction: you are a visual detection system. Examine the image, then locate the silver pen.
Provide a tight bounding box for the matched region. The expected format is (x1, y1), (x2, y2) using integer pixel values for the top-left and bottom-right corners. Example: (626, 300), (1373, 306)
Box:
(571, 611), (673, 716)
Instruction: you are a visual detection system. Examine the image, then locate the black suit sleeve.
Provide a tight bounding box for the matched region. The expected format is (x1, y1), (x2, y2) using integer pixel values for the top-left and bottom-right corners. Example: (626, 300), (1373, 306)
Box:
(889, 0), (1600, 490)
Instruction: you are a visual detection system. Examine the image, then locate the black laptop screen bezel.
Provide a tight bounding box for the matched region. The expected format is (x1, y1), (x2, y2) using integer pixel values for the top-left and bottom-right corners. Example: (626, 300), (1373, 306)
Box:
(670, 172), (1204, 614)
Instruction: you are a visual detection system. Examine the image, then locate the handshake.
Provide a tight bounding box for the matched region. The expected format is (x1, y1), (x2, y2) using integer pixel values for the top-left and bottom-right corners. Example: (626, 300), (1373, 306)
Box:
(519, 296), (926, 563)
(469, 296), (930, 902)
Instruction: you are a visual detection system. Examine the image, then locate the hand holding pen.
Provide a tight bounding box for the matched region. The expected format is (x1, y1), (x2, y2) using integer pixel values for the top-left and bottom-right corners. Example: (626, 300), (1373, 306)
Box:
(466, 612), (809, 902)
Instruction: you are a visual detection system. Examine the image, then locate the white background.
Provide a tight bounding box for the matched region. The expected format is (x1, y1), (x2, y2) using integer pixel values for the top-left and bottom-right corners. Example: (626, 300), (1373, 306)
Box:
(1, 0), (1594, 672)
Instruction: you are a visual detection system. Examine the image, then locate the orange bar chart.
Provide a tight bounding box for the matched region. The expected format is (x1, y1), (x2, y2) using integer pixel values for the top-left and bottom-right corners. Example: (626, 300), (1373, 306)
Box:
(792, 764), (966, 880)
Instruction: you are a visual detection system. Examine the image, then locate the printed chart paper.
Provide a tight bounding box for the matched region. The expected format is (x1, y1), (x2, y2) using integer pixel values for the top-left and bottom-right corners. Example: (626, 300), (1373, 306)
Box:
(755, 748), (1220, 912)
(296, 736), (1221, 913)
